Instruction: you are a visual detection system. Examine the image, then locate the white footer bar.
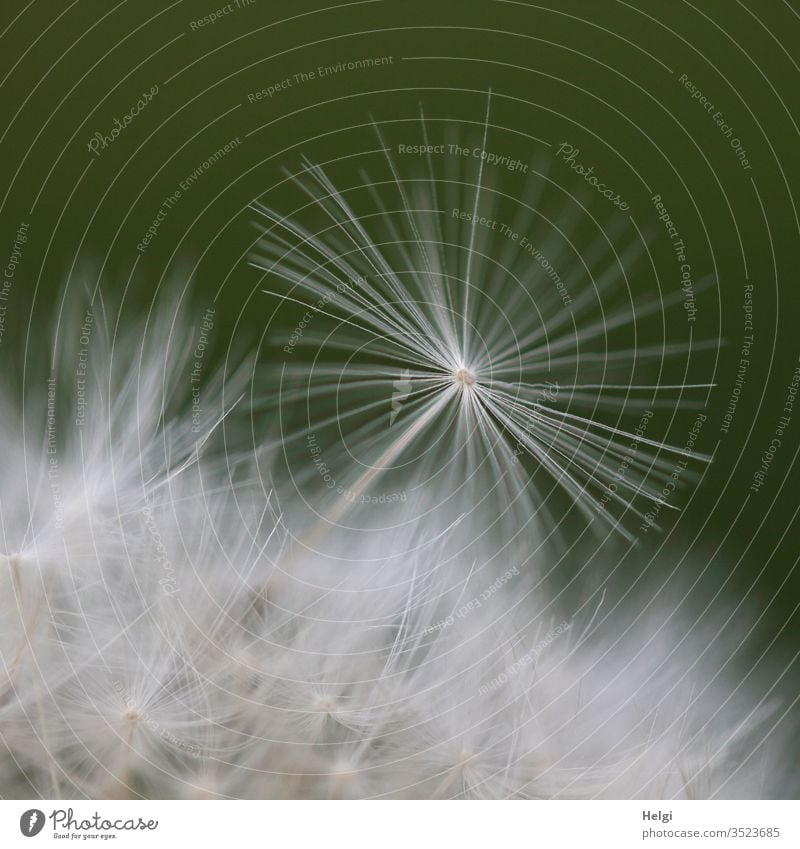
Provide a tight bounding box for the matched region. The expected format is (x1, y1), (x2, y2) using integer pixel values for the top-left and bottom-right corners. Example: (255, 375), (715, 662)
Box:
(2, 800), (798, 848)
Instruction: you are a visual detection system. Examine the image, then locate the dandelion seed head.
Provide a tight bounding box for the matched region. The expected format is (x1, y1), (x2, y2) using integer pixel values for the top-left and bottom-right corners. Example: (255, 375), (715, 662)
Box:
(251, 112), (716, 544)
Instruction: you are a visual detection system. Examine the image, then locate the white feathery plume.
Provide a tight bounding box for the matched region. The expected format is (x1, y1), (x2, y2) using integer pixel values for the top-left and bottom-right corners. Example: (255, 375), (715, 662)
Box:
(250, 105), (714, 544)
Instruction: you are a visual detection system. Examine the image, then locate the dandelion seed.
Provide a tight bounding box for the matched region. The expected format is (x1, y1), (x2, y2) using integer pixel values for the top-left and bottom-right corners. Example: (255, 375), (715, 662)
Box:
(251, 101), (714, 541)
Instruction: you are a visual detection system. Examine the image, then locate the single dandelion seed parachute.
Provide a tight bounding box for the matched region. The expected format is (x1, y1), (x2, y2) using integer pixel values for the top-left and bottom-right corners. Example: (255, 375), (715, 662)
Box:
(250, 105), (714, 542)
